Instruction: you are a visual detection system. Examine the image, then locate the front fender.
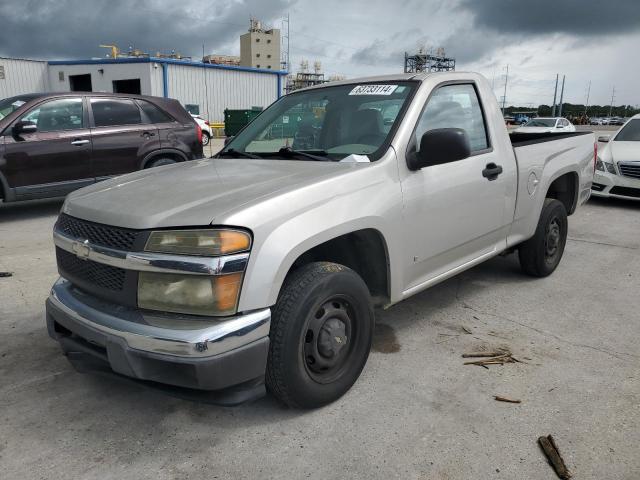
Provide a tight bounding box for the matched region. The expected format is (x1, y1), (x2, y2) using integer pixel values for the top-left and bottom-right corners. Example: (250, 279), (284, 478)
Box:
(231, 156), (404, 312)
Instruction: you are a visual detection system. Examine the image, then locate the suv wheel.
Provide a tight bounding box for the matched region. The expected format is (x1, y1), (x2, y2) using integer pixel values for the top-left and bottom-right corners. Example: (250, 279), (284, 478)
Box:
(518, 198), (568, 277)
(146, 157), (177, 168)
(202, 131), (211, 146)
(266, 262), (374, 408)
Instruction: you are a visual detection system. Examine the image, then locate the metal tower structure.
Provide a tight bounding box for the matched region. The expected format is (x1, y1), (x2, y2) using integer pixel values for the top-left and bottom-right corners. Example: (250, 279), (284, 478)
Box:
(404, 47), (455, 73)
(280, 13), (290, 72)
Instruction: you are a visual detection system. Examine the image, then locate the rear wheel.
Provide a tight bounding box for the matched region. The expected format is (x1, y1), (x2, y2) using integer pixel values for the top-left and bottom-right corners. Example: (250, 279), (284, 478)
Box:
(266, 262), (374, 408)
(518, 198), (568, 277)
(146, 157), (177, 168)
(202, 131), (211, 146)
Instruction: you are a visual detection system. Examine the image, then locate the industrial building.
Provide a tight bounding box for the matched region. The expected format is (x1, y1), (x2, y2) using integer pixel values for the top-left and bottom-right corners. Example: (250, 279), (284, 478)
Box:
(0, 55), (286, 122)
(240, 18), (281, 70)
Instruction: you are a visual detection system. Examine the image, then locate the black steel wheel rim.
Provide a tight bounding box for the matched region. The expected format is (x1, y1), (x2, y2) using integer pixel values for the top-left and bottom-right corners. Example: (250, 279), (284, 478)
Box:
(544, 216), (561, 263)
(302, 295), (357, 384)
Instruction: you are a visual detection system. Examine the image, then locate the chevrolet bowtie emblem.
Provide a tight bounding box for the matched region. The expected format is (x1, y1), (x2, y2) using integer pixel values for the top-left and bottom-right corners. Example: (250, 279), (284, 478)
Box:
(71, 239), (91, 260)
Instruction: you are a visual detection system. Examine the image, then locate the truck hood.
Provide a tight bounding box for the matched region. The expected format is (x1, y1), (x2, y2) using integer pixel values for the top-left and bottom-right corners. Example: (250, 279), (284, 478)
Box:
(609, 141), (640, 163)
(63, 158), (359, 229)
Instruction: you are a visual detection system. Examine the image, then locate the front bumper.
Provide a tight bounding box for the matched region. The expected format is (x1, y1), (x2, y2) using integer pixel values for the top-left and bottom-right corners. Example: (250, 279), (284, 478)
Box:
(47, 278), (271, 405)
(592, 170), (640, 201)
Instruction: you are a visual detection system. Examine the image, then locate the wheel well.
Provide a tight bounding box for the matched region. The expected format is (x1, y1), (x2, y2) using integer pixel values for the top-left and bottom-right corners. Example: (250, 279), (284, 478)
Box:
(143, 151), (184, 169)
(287, 229), (390, 307)
(546, 172), (578, 215)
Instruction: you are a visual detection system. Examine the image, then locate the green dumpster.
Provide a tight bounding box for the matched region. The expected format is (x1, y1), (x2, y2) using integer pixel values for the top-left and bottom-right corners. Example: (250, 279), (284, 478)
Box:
(224, 107), (263, 137)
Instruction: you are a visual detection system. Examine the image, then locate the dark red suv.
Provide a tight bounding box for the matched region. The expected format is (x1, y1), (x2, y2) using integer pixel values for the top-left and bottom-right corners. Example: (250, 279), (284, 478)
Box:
(0, 92), (203, 203)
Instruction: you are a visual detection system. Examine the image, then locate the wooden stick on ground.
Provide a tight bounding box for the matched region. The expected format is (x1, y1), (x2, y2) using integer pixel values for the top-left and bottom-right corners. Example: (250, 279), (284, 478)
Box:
(538, 435), (572, 479)
(462, 351), (508, 358)
(494, 395), (521, 404)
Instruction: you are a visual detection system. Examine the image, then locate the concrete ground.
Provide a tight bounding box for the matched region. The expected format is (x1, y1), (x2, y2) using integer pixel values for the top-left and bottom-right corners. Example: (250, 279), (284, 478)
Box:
(1, 135), (639, 479)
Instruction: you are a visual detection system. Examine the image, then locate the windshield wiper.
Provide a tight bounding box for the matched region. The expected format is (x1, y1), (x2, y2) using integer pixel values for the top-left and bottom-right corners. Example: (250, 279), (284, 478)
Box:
(218, 148), (263, 159)
(277, 146), (332, 162)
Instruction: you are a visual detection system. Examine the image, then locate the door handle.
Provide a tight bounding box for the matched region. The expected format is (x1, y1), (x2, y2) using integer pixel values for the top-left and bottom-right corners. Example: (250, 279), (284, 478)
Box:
(71, 139), (90, 146)
(482, 163), (503, 181)
(141, 131), (156, 137)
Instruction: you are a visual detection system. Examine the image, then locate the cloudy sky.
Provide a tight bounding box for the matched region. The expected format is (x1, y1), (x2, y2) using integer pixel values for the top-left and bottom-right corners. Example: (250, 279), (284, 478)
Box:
(1, 0), (639, 106)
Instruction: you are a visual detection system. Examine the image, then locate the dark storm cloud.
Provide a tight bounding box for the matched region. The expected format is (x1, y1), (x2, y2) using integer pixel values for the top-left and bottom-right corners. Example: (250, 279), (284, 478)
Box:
(0, 0), (293, 59)
(460, 0), (640, 36)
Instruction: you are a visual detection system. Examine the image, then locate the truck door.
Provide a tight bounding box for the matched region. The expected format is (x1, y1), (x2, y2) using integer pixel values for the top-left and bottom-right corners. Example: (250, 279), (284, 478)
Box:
(89, 97), (160, 178)
(400, 83), (512, 291)
(2, 96), (93, 199)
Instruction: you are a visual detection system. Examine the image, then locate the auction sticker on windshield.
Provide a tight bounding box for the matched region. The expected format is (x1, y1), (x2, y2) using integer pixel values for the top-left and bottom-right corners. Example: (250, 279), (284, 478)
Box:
(349, 84), (398, 95)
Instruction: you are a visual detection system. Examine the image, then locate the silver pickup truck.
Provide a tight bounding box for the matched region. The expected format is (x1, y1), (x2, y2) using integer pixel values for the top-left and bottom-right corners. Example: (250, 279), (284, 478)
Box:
(46, 72), (595, 408)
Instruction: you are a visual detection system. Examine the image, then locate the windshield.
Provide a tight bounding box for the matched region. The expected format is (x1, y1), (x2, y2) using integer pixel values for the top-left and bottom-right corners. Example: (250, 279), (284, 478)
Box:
(220, 82), (417, 161)
(615, 119), (640, 141)
(0, 94), (39, 120)
(524, 119), (556, 127)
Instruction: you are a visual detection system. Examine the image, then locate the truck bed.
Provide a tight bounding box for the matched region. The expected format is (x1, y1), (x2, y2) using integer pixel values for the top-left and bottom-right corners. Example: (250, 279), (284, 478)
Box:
(509, 130), (593, 148)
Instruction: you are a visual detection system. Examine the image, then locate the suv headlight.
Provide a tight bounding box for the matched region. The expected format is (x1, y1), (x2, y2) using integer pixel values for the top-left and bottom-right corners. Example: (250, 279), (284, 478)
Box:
(138, 229), (251, 316)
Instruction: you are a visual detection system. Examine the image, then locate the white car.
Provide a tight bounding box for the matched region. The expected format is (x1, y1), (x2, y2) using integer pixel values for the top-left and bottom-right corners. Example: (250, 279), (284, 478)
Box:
(514, 117), (576, 133)
(190, 114), (212, 146)
(592, 114), (640, 201)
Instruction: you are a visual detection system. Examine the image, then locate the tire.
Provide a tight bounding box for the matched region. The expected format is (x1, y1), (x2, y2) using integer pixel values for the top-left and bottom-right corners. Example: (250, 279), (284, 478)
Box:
(518, 198), (568, 277)
(146, 157), (177, 168)
(266, 262), (374, 408)
(202, 131), (210, 146)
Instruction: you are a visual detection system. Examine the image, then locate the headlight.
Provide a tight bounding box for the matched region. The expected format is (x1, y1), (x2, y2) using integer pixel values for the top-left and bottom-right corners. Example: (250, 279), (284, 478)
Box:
(595, 157), (616, 175)
(138, 271), (243, 316)
(145, 229), (251, 256)
(140, 228), (250, 316)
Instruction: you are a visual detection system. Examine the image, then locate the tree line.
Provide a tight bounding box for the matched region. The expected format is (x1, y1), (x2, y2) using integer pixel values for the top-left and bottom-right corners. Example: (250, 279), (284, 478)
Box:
(505, 103), (639, 118)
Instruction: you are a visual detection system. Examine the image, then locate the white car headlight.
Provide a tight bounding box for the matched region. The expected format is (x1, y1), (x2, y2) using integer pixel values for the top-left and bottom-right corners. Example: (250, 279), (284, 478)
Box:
(596, 157), (616, 175)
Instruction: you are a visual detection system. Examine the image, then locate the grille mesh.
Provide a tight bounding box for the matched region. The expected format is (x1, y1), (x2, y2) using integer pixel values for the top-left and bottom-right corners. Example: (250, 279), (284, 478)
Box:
(618, 163), (640, 179)
(56, 248), (126, 291)
(56, 214), (139, 251)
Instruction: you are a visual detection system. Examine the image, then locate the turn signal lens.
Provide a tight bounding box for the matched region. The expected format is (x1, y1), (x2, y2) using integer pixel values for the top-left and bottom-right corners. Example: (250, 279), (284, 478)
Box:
(145, 229), (251, 256)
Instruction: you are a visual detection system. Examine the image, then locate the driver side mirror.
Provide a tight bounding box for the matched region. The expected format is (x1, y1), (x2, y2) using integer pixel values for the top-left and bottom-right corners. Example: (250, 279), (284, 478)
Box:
(598, 135), (610, 143)
(408, 128), (471, 171)
(12, 120), (37, 136)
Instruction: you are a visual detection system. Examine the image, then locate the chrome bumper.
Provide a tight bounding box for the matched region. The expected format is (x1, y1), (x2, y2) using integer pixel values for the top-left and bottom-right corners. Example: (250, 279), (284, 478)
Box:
(48, 278), (270, 358)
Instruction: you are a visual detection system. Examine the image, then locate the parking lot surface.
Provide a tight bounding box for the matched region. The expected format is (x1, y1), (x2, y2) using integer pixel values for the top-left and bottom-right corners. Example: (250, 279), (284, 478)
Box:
(1, 148), (639, 479)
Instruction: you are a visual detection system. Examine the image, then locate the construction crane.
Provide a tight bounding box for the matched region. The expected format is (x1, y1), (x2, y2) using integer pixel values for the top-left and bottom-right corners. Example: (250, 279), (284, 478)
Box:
(99, 44), (120, 59)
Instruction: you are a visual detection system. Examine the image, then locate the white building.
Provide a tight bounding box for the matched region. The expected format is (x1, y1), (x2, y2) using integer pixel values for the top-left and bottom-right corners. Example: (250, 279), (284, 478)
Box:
(1, 56), (287, 122)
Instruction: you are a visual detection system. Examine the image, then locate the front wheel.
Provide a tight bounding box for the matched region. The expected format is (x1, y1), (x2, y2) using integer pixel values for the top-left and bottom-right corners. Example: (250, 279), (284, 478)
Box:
(202, 131), (210, 146)
(518, 198), (568, 277)
(266, 262), (374, 408)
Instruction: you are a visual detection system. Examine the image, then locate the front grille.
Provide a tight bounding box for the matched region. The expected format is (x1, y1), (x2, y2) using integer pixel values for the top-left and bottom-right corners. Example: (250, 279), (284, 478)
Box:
(610, 186), (640, 198)
(56, 248), (126, 291)
(591, 183), (606, 192)
(56, 214), (139, 250)
(618, 163), (640, 179)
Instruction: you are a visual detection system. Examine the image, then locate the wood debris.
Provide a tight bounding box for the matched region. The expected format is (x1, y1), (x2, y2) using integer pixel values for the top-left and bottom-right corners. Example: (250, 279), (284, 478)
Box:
(494, 395), (521, 404)
(462, 349), (518, 367)
(538, 435), (572, 479)
(0, 272), (13, 278)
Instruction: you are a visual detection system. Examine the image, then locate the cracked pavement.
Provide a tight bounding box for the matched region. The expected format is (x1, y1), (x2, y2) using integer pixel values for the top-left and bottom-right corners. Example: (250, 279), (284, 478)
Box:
(1, 195), (638, 479)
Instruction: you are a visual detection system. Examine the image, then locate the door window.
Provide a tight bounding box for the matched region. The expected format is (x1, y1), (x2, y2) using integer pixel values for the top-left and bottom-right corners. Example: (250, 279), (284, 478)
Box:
(137, 100), (174, 123)
(415, 84), (489, 153)
(20, 98), (84, 132)
(91, 98), (142, 127)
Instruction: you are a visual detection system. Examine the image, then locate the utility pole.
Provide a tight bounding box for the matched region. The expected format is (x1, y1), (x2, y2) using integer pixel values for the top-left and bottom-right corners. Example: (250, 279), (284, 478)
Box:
(202, 43), (210, 121)
(281, 13), (290, 72)
(551, 74), (558, 117)
(584, 81), (591, 116)
(608, 86), (616, 118)
(501, 64), (509, 115)
(558, 75), (565, 117)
